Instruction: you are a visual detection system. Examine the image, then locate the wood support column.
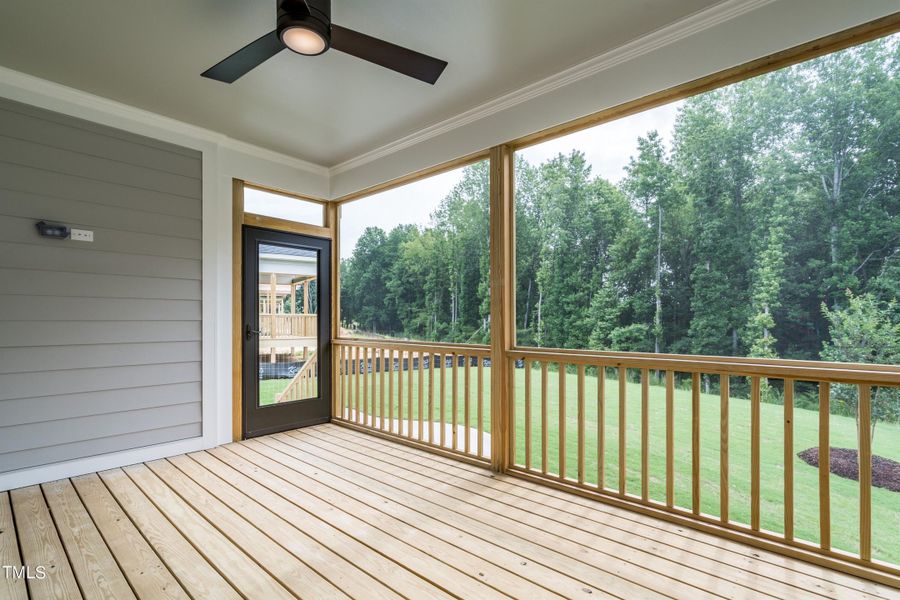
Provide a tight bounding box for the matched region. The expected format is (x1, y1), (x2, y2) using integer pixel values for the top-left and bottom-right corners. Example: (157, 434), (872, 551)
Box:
(489, 144), (515, 472)
(232, 179), (244, 441)
(326, 202), (340, 417)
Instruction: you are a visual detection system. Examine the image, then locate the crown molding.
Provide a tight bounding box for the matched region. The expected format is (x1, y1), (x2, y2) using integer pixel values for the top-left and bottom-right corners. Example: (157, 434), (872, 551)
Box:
(329, 0), (775, 177)
(0, 65), (329, 177)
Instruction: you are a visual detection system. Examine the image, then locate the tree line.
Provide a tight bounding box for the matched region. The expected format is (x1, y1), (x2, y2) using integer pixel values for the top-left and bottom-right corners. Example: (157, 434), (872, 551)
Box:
(340, 35), (898, 419)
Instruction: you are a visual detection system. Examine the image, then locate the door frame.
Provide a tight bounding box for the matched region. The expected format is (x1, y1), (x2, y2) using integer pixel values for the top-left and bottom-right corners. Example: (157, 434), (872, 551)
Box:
(241, 226), (332, 437)
(231, 179), (336, 441)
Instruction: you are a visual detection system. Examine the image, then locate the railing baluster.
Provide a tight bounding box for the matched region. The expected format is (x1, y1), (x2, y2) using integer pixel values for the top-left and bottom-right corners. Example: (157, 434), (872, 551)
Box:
(346, 346), (351, 419)
(354, 346), (360, 423)
(464, 355), (471, 454)
(452, 353), (459, 450)
(578, 364), (586, 485)
(819, 382), (830, 549)
(859, 384), (872, 561)
(525, 360), (532, 470)
(666, 370), (674, 508)
(339, 346), (346, 419)
(508, 357), (516, 463)
(371, 349), (377, 426)
(477, 356), (484, 458)
(388, 349), (395, 433)
(440, 353), (447, 448)
(407, 350), (414, 438)
(418, 351), (425, 442)
(397, 349), (403, 433)
(363, 347), (369, 426)
(541, 361), (549, 475)
(379, 348), (386, 431)
(641, 368), (649, 501)
(618, 366), (626, 495)
(751, 376), (761, 531)
(559, 363), (567, 480)
(429, 352), (436, 444)
(692, 372), (701, 515)
(784, 378), (794, 540)
(720, 374), (729, 523)
(598, 366), (605, 490)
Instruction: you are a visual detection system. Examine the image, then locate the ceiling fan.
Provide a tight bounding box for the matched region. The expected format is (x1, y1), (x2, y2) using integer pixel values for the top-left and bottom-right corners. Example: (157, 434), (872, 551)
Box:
(201, 0), (448, 85)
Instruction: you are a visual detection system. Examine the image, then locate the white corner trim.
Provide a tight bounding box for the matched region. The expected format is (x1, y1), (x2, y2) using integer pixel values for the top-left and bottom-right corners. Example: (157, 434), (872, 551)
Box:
(0, 437), (205, 491)
(220, 137), (330, 177)
(0, 65), (329, 177)
(329, 0), (776, 176)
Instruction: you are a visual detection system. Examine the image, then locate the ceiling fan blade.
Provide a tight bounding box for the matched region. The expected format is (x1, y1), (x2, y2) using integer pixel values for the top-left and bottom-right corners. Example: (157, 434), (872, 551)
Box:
(331, 25), (447, 84)
(201, 30), (285, 83)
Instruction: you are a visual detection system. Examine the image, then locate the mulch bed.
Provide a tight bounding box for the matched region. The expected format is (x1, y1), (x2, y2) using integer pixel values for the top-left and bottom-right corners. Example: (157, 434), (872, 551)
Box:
(798, 447), (900, 493)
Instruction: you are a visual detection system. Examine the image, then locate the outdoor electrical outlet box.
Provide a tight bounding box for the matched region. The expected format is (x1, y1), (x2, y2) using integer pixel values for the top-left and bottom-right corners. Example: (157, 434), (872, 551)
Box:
(70, 228), (94, 242)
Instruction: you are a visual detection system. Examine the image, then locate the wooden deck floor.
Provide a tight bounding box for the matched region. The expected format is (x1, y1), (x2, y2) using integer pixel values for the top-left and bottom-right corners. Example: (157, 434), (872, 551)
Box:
(2, 424), (898, 599)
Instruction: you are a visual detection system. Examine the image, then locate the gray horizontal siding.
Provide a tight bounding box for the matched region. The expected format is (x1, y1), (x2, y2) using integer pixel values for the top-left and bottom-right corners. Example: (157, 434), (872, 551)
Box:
(0, 269), (201, 300)
(0, 342), (201, 374)
(0, 106), (200, 177)
(0, 296), (200, 321)
(0, 188), (201, 239)
(0, 383), (201, 427)
(0, 424), (202, 473)
(0, 162), (200, 219)
(0, 241), (201, 279)
(0, 362), (201, 402)
(0, 135), (201, 198)
(0, 321), (201, 347)
(0, 214), (201, 259)
(0, 402), (201, 454)
(0, 96), (203, 475)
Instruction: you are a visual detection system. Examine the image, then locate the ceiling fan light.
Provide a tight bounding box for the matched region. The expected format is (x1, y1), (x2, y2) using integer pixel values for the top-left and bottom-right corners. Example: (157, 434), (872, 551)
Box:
(282, 25), (327, 55)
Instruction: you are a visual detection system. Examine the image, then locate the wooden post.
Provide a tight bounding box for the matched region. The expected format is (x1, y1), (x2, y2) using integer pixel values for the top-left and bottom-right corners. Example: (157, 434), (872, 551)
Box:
(269, 272), (277, 344)
(232, 179), (244, 441)
(858, 384), (872, 561)
(303, 280), (310, 314)
(819, 382), (831, 549)
(489, 144), (515, 472)
(326, 201), (339, 421)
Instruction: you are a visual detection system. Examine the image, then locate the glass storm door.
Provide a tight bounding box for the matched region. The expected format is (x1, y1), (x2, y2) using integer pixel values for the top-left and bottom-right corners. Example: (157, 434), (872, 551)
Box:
(242, 226), (331, 438)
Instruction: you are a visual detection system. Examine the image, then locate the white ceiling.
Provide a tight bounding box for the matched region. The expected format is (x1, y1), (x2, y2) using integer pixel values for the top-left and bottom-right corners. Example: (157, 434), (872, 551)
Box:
(0, 0), (721, 167)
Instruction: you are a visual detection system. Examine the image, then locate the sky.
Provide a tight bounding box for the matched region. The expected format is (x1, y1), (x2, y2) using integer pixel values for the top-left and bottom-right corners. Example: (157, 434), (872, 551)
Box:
(339, 99), (684, 259)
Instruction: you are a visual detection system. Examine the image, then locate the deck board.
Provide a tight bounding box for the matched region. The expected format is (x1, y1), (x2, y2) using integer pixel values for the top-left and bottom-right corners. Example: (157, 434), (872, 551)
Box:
(0, 491), (28, 600)
(3, 423), (898, 600)
(10, 485), (83, 600)
(41, 479), (136, 599)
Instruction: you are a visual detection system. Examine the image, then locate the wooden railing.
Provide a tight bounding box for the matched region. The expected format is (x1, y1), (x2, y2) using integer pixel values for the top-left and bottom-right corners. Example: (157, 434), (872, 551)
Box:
(505, 347), (900, 581)
(260, 313), (316, 338)
(334, 339), (491, 463)
(276, 350), (318, 403)
(332, 338), (900, 581)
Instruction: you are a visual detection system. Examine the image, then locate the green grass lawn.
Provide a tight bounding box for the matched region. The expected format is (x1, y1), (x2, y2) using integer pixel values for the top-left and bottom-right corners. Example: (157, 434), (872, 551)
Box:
(259, 379), (290, 406)
(343, 363), (900, 564)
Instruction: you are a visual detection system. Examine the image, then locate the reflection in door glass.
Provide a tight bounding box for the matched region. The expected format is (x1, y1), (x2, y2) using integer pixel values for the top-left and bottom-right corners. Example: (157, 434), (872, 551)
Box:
(258, 243), (319, 406)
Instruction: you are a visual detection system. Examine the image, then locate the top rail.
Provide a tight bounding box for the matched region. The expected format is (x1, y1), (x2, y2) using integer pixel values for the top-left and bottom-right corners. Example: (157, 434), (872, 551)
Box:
(335, 337), (490, 357)
(508, 347), (900, 386)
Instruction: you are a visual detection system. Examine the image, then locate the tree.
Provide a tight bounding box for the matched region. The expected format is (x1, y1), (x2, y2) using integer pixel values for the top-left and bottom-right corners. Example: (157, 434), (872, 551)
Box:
(821, 291), (900, 441)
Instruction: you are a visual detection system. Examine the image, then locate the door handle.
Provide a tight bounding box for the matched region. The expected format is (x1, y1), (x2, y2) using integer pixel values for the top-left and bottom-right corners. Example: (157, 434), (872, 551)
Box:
(245, 324), (260, 340)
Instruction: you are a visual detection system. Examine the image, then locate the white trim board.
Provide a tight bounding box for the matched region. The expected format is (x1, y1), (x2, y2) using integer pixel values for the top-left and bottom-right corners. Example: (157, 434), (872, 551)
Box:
(0, 65), (329, 178)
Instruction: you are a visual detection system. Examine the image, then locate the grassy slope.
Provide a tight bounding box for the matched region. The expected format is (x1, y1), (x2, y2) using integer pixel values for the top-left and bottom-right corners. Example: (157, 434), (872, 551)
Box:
(345, 364), (900, 564)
